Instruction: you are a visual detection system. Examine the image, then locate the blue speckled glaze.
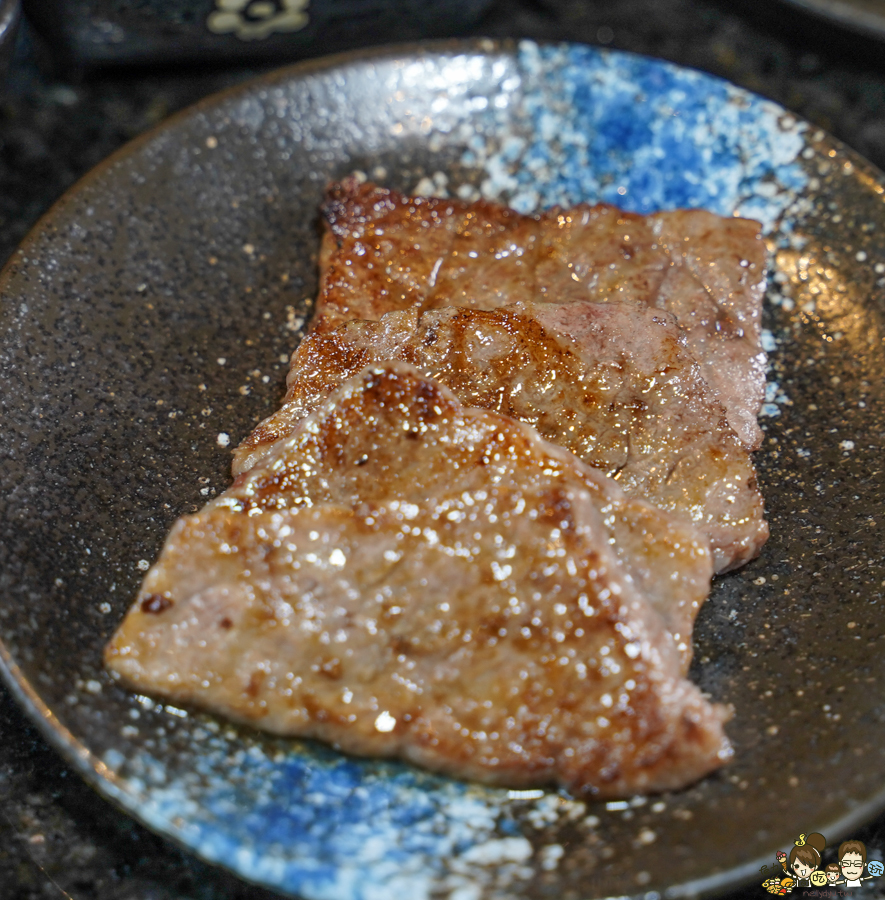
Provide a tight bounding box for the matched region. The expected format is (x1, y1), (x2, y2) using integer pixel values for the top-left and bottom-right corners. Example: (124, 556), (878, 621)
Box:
(466, 42), (807, 229)
(12, 40), (817, 900)
(109, 731), (535, 900)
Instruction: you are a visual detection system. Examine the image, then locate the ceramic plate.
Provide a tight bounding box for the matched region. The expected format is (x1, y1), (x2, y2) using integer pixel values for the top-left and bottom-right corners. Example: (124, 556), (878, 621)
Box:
(2, 39), (885, 900)
(780, 0), (885, 39)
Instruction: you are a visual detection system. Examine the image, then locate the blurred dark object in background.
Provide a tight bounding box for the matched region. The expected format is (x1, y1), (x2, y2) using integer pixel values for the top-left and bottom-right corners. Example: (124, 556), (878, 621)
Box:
(779, 0), (885, 42)
(21, 0), (495, 69)
(0, 0), (20, 78)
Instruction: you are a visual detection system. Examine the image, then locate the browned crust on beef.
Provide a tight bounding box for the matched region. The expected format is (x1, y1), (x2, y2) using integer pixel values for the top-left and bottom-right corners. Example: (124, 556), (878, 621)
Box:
(106, 363), (729, 798)
(237, 300), (767, 573)
(313, 178), (767, 449)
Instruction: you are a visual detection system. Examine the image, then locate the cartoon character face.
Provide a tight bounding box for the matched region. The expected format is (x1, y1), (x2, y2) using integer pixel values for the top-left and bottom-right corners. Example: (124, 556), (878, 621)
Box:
(827, 870), (840, 883)
(792, 859), (814, 879)
(841, 851), (865, 881)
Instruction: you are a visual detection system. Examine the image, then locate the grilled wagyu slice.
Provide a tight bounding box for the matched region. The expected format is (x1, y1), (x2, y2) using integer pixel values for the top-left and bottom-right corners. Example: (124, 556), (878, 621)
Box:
(237, 301), (767, 573)
(106, 364), (729, 797)
(229, 361), (714, 666)
(314, 178), (767, 448)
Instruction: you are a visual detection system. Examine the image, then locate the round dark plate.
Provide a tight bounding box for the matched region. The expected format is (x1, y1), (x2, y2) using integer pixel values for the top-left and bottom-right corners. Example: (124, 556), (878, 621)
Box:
(780, 0), (885, 39)
(2, 38), (885, 900)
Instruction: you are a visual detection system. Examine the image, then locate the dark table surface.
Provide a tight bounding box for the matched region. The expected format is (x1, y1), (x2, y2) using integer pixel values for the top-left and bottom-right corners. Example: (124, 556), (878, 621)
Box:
(3, 1), (885, 898)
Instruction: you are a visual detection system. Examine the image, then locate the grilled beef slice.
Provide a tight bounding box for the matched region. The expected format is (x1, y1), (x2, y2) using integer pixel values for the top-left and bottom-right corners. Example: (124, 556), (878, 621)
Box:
(315, 178), (767, 448)
(106, 363), (728, 797)
(237, 301), (767, 573)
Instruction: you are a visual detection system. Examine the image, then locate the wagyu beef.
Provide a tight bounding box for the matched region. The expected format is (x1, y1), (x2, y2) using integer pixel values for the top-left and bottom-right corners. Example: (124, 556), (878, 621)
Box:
(106, 364), (728, 797)
(315, 179), (767, 448)
(237, 301), (767, 573)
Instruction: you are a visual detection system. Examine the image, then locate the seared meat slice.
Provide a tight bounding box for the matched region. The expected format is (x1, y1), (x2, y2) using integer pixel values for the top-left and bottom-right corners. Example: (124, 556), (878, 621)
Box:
(534, 204), (767, 449)
(316, 178), (767, 448)
(315, 178), (541, 331)
(236, 301), (767, 573)
(226, 361), (713, 666)
(106, 364), (729, 798)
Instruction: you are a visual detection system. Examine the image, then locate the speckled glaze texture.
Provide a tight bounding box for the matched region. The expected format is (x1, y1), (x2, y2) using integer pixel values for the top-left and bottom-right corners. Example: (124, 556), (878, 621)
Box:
(1, 39), (884, 900)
